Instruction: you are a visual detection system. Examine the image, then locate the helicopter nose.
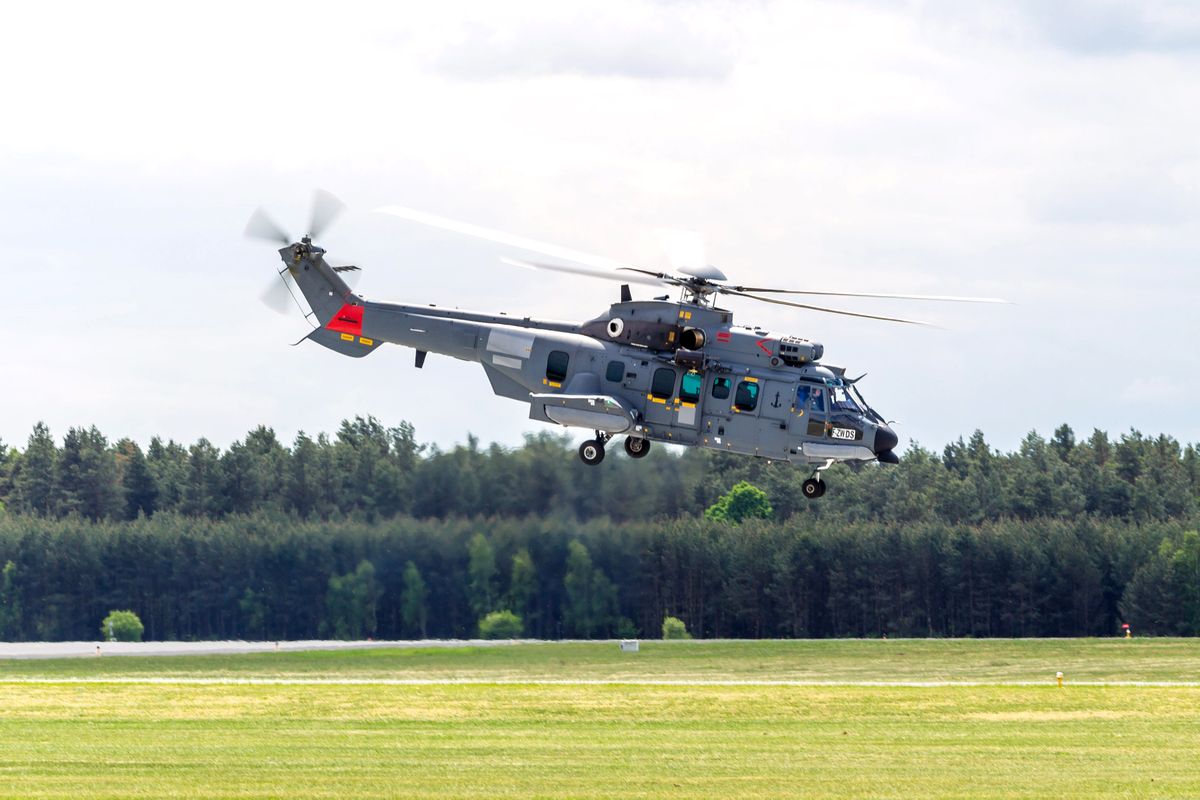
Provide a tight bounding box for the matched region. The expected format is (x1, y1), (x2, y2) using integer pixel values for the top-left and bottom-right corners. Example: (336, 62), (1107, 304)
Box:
(873, 425), (898, 456)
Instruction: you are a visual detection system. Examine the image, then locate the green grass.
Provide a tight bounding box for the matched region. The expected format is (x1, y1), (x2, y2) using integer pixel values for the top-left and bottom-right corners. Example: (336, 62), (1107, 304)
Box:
(3, 640), (1200, 798)
(3, 638), (1200, 682)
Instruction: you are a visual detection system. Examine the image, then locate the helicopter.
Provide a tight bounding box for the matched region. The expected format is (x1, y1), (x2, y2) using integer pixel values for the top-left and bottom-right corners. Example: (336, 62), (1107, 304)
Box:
(246, 191), (1004, 499)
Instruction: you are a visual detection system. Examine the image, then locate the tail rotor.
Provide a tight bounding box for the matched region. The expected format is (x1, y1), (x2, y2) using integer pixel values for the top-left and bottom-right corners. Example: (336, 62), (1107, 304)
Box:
(246, 189), (358, 320)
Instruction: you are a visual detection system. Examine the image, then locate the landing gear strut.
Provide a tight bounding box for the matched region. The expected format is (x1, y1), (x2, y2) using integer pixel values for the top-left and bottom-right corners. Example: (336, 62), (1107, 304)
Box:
(623, 436), (651, 459)
(579, 431), (612, 466)
(802, 458), (835, 499)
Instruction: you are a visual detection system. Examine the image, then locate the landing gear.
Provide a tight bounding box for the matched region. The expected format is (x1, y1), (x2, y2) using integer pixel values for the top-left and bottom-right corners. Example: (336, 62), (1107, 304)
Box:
(624, 436), (651, 459)
(579, 431), (612, 466)
(802, 458), (834, 499)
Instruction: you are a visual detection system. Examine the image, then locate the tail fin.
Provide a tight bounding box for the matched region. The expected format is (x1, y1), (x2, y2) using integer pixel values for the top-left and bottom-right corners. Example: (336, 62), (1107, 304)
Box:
(278, 240), (379, 358)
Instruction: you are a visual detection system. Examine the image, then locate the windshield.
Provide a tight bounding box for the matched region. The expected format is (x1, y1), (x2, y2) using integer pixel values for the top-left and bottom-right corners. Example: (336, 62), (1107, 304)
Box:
(830, 386), (861, 413)
(848, 384), (884, 423)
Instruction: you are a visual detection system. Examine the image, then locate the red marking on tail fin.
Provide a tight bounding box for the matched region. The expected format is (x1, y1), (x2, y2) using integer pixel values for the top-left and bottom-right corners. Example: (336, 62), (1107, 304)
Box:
(326, 303), (363, 335)
(716, 331), (732, 343)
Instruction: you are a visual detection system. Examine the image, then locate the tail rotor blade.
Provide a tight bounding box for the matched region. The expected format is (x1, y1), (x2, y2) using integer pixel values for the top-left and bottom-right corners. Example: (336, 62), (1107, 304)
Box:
(260, 270), (310, 318)
(245, 208), (291, 245)
(309, 189), (345, 239)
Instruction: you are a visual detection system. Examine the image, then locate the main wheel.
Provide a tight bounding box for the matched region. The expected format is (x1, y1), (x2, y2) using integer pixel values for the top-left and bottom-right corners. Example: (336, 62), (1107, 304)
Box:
(579, 440), (606, 465)
(802, 478), (824, 499)
(624, 436), (651, 459)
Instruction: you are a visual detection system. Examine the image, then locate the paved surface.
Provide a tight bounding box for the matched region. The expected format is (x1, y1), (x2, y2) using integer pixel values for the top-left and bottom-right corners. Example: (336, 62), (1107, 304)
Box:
(0, 639), (529, 659)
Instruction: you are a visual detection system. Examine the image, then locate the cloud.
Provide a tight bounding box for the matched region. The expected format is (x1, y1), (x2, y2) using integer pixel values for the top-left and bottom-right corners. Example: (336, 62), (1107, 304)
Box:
(1019, 0), (1200, 55)
(429, 2), (744, 81)
(1028, 169), (1195, 225)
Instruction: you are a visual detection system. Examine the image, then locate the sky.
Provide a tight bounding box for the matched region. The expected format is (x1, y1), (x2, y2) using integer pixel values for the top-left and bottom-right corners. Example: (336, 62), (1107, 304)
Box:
(1, 0), (1197, 455)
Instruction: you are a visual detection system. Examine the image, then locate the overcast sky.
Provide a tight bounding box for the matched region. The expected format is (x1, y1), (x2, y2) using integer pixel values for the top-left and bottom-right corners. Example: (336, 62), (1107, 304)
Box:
(1, 0), (1197, 455)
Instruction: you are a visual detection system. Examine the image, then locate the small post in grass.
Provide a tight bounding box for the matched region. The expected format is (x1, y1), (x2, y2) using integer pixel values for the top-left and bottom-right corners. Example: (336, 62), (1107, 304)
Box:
(1056, 671), (1064, 688)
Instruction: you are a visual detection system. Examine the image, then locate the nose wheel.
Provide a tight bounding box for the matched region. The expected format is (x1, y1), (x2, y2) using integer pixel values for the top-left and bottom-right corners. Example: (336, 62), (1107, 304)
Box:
(578, 431), (612, 466)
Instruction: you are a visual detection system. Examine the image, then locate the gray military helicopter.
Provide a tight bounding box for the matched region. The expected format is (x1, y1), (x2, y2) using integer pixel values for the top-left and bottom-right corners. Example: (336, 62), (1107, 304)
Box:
(246, 191), (1003, 498)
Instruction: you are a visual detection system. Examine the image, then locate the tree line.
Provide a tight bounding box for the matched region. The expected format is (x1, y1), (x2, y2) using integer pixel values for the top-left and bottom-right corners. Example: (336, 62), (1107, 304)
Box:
(0, 418), (1196, 640)
(0, 419), (1196, 525)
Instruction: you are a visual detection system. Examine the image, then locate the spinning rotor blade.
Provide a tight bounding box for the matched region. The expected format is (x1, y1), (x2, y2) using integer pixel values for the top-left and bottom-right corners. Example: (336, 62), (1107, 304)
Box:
(308, 189), (345, 239)
(724, 289), (934, 326)
(244, 208), (291, 244)
(501, 257), (671, 288)
(259, 269), (310, 319)
(377, 206), (644, 273)
(726, 285), (1007, 303)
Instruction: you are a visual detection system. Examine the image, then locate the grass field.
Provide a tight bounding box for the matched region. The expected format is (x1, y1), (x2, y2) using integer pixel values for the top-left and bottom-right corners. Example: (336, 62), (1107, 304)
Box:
(3, 639), (1200, 798)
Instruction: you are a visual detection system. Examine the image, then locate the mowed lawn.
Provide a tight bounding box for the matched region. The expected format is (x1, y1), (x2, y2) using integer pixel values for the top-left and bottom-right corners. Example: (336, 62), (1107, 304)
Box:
(4, 637), (1200, 683)
(2, 640), (1200, 798)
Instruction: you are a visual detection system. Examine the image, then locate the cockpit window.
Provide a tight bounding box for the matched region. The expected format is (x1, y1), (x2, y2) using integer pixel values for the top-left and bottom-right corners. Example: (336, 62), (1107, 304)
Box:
(831, 387), (861, 413)
(679, 371), (702, 403)
(809, 387), (825, 414)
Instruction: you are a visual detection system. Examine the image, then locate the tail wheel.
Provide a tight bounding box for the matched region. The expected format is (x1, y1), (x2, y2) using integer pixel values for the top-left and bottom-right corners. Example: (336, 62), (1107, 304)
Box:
(624, 437), (651, 459)
(579, 440), (605, 466)
(802, 478), (827, 499)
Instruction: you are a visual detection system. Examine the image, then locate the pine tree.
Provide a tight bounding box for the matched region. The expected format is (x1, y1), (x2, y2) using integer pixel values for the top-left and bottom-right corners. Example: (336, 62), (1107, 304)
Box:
(13, 423), (58, 515)
(400, 561), (429, 638)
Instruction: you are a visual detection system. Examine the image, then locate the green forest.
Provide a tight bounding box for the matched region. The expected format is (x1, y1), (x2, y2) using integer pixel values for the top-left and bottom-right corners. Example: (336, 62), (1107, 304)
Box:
(0, 417), (1197, 641)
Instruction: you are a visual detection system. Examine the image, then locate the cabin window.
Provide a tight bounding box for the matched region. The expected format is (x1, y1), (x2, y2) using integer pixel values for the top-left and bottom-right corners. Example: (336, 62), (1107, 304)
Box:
(734, 380), (760, 412)
(679, 371), (702, 403)
(605, 360), (625, 383)
(546, 350), (569, 383)
(651, 368), (676, 399)
(711, 376), (731, 400)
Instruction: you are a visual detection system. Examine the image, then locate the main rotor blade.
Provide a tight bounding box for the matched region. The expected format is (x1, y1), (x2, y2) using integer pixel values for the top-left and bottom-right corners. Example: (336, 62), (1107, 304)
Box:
(377, 205), (646, 273)
(501, 257), (671, 288)
(726, 286), (1007, 303)
(308, 189), (345, 239)
(244, 208), (291, 244)
(724, 289), (935, 326)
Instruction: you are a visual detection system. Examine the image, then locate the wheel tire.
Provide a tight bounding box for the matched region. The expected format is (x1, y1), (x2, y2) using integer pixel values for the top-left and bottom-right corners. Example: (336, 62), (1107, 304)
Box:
(579, 440), (605, 465)
(814, 479), (827, 498)
(802, 478), (822, 499)
(624, 437), (651, 459)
